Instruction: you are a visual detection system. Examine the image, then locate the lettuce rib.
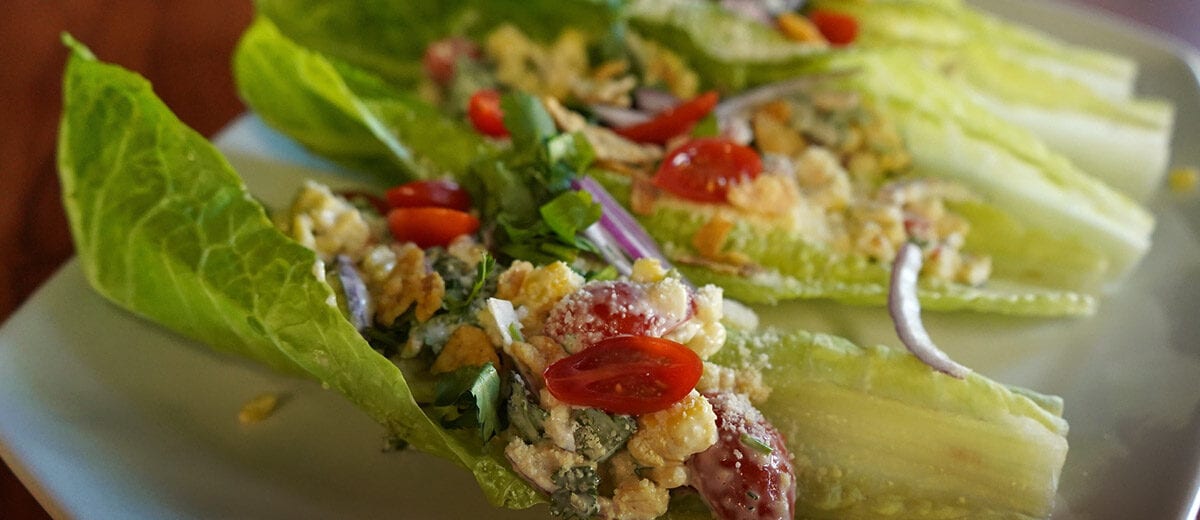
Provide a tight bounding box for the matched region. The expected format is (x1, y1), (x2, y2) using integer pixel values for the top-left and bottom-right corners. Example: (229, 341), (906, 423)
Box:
(58, 37), (543, 510)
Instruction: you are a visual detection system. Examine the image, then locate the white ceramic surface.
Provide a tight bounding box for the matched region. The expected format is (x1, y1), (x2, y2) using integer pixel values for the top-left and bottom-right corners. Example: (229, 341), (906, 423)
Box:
(3, 0), (1199, 518)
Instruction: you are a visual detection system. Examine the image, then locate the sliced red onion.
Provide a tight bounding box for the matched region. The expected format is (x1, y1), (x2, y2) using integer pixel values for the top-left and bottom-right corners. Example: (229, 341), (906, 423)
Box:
(572, 176), (674, 272)
(581, 224), (634, 276)
(589, 104), (652, 128)
(887, 242), (971, 379)
(633, 87), (681, 114)
(335, 255), (371, 331)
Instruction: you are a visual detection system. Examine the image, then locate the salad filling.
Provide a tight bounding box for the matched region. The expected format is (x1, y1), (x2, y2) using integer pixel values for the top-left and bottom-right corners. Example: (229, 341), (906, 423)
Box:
(275, 177), (790, 520)
(423, 23), (994, 289)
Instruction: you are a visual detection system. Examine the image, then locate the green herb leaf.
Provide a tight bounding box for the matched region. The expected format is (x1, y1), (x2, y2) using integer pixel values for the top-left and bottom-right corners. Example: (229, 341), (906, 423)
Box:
(433, 363), (502, 441)
(740, 432), (774, 455)
(540, 190), (602, 245)
(501, 91), (557, 151)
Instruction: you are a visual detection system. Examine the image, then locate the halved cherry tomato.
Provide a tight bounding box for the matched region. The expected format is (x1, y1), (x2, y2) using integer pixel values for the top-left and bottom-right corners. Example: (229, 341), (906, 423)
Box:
(387, 207), (480, 248)
(809, 9), (858, 46)
(687, 392), (796, 520)
(614, 91), (719, 144)
(652, 137), (763, 203)
(385, 180), (472, 211)
(422, 37), (480, 86)
(467, 89), (509, 138)
(543, 335), (702, 415)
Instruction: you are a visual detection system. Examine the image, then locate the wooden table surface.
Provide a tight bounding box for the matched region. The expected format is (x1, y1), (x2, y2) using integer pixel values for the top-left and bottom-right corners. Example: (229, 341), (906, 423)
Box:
(1, 1), (1197, 519)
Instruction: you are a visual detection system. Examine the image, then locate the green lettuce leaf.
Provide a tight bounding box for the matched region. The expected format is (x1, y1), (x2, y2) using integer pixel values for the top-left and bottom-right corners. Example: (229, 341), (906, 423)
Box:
(58, 36), (542, 510)
(712, 328), (1068, 519)
(253, 0), (623, 88)
(625, 1), (1155, 293)
(808, 0), (1138, 99)
(591, 170), (1097, 316)
(807, 0), (1175, 199)
(233, 17), (494, 182)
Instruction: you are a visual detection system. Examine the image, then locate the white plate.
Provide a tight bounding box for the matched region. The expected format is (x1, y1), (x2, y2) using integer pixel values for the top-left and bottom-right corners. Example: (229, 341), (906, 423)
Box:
(3, 1), (1200, 518)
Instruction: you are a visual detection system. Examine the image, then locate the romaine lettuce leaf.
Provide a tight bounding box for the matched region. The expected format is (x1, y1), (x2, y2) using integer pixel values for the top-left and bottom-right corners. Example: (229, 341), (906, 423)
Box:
(591, 170), (1097, 316)
(233, 17), (493, 182)
(58, 36), (542, 510)
(713, 328), (1069, 519)
(253, 0), (623, 89)
(624, 1), (1155, 292)
(807, 0), (1175, 199)
(808, 0), (1138, 99)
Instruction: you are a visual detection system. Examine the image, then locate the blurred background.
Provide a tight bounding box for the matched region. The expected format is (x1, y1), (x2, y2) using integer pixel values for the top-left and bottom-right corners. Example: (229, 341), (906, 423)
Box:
(0, 0), (1197, 518)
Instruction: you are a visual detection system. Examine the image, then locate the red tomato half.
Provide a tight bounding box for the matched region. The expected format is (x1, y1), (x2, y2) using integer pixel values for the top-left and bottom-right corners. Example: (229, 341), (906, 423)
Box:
(387, 207), (480, 248)
(385, 180), (472, 211)
(652, 138), (763, 203)
(543, 335), (703, 415)
(809, 9), (858, 46)
(614, 91), (719, 144)
(422, 37), (480, 86)
(467, 89), (509, 138)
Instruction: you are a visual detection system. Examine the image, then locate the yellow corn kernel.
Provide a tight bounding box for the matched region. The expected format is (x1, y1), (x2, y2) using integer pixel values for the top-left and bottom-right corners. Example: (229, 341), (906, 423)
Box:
(238, 393), (281, 425)
(631, 258), (669, 284)
(1169, 166), (1199, 194)
(431, 325), (499, 374)
(751, 111), (806, 156)
(777, 13), (828, 44)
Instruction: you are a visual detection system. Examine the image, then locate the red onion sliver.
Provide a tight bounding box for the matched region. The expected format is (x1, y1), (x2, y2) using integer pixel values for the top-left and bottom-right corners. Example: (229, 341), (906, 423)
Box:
(590, 104), (652, 128)
(713, 73), (852, 121)
(633, 87), (681, 114)
(571, 176), (674, 270)
(887, 242), (972, 379)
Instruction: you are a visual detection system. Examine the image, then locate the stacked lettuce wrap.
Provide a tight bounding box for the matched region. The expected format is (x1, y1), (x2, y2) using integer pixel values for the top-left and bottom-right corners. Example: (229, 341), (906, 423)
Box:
(59, 26), (1071, 520)
(230, 0), (1161, 317)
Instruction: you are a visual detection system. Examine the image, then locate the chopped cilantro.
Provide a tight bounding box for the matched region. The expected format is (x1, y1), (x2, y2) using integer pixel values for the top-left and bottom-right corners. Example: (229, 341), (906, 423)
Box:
(433, 363), (502, 441)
